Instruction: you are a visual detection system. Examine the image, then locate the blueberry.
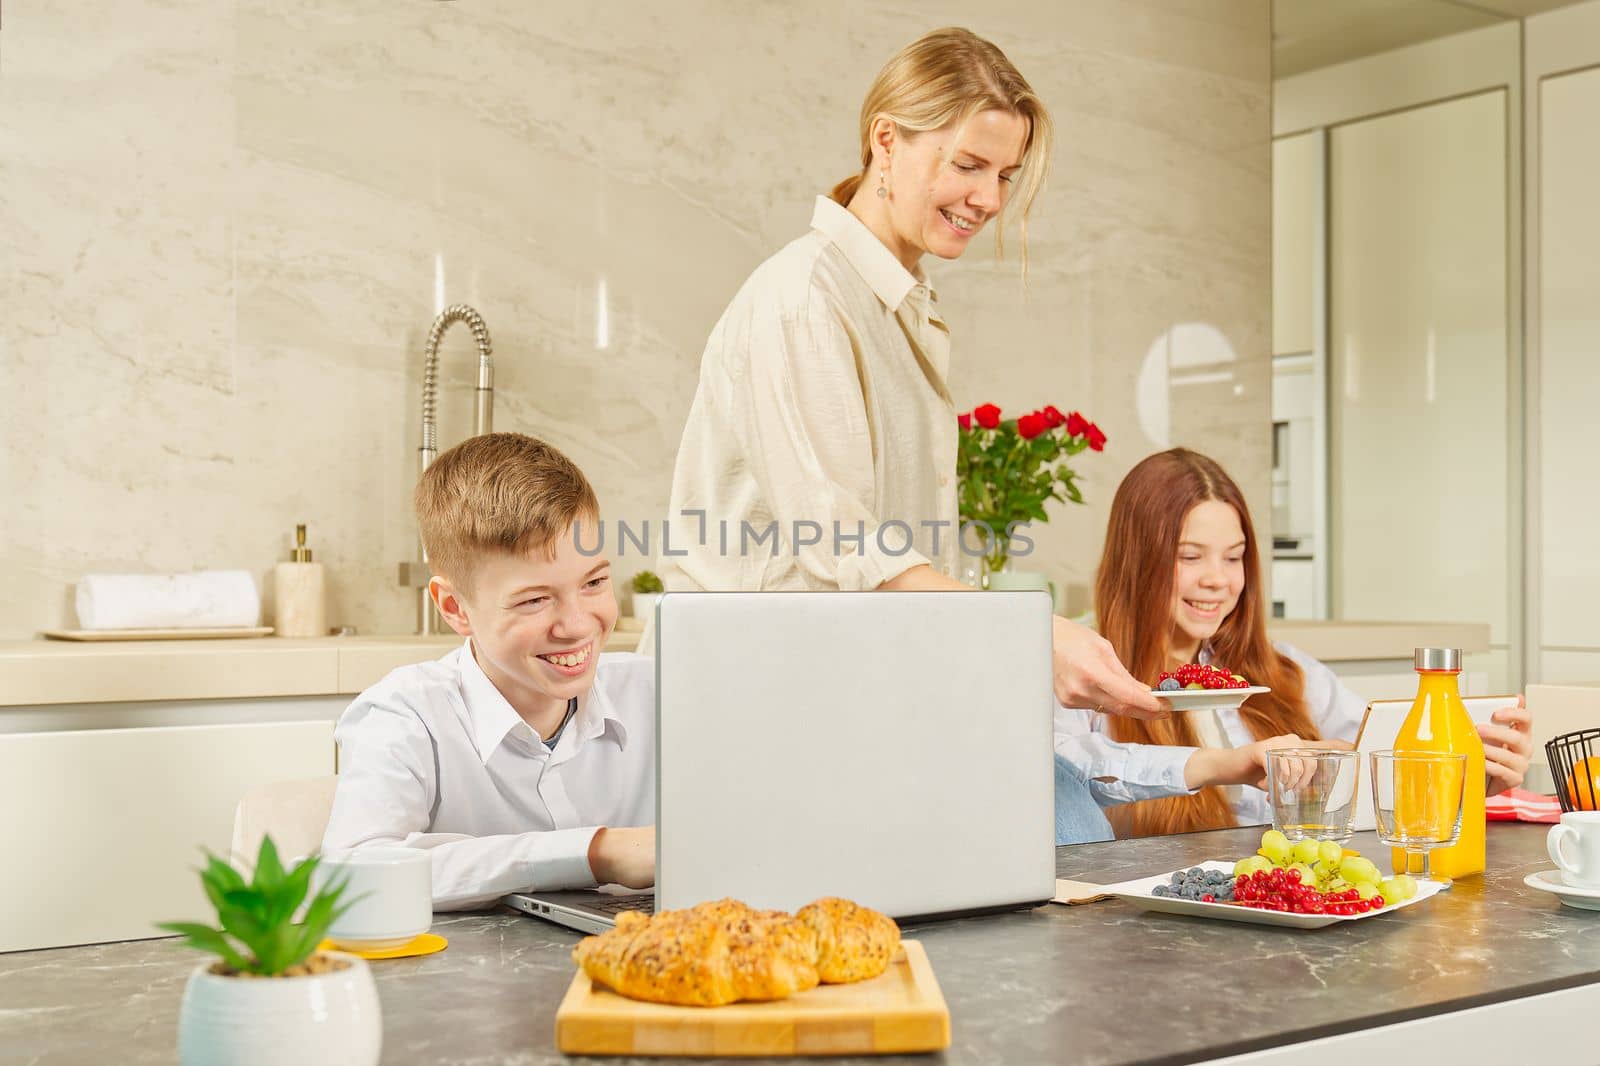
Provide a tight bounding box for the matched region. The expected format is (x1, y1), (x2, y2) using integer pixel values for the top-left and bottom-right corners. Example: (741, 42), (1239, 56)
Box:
(1158, 678), (1181, 691)
(1187, 868), (1204, 878)
(1153, 885), (1169, 897)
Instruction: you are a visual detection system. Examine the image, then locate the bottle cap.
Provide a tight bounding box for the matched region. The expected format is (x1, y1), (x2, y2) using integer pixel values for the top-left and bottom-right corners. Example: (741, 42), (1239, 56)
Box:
(1414, 647), (1461, 672)
(290, 523), (314, 563)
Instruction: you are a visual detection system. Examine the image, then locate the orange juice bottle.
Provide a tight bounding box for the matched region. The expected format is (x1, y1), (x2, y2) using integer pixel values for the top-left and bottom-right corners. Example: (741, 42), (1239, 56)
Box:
(1390, 647), (1486, 878)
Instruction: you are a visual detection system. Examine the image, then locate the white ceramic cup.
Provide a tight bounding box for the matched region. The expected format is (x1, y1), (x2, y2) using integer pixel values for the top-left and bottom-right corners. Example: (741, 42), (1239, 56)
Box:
(314, 847), (432, 951)
(1547, 811), (1600, 889)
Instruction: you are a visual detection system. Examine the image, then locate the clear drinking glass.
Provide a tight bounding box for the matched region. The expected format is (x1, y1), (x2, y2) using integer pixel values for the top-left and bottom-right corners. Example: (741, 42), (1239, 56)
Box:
(1266, 748), (1361, 842)
(1369, 749), (1468, 889)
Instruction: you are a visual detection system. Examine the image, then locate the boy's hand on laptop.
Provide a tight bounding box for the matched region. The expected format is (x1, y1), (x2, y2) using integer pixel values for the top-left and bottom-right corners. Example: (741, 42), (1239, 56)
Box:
(1052, 616), (1166, 720)
(588, 826), (657, 889)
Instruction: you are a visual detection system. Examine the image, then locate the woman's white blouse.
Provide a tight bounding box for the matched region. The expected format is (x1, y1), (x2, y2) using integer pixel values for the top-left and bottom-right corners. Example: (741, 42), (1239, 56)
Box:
(656, 196), (959, 594)
(1054, 642), (1368, 824)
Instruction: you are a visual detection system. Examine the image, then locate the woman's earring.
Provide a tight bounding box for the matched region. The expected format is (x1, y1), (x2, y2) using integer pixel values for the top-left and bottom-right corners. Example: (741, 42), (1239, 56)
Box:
(877, 168), (888, 199)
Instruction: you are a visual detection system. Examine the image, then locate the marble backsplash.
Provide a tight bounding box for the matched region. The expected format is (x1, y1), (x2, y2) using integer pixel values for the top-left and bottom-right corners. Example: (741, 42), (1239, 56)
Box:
(0, 0), (1270, 639)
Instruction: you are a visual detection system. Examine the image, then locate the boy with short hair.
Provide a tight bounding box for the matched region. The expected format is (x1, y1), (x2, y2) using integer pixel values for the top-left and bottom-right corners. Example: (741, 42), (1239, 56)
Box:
(323, 433), (655, 909)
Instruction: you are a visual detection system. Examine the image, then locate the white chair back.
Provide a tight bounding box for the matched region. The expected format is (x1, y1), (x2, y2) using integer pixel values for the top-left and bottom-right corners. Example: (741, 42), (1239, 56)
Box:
(229, 775), (338, 866)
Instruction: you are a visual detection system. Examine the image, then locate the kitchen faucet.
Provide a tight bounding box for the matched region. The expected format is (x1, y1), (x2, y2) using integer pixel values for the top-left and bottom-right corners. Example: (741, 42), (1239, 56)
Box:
(397, 304), (494, 634)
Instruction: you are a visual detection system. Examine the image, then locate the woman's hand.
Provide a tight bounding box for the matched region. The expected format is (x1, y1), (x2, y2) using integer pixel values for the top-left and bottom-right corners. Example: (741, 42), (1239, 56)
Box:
(1051, 616), (1166, 720)
(1188, 734), (1310, 790)
(1478, 695), (1533, 796)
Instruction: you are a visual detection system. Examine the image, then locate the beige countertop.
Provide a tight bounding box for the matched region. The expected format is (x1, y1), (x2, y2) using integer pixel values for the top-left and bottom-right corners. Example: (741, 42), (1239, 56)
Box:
(0, 624), (645, 707)
(1266, 620), (1491, 661)
(0, 617), (1486, 708)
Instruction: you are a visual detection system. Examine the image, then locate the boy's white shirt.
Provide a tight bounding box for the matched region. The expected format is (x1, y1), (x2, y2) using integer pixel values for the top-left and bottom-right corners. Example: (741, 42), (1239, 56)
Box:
(1054, 641), (1367, 823)
(323, 641), (655, 910)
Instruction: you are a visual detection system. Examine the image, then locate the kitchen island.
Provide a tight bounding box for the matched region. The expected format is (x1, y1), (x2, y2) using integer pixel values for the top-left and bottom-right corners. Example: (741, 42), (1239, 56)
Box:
(5, 823), (1595, 1064)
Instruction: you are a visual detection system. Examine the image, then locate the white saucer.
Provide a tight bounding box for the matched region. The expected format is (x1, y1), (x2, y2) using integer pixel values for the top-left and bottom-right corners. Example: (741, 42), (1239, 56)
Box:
(1151, 686), (1271, 712)
(1524, 868), (1600, 911)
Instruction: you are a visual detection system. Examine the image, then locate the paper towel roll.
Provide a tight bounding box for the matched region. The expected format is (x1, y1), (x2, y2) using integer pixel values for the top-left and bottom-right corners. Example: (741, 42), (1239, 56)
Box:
(75, 571), (262, 630)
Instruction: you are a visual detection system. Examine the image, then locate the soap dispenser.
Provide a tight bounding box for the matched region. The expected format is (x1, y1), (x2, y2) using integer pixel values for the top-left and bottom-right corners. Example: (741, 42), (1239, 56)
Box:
(273, 524), (327, 638)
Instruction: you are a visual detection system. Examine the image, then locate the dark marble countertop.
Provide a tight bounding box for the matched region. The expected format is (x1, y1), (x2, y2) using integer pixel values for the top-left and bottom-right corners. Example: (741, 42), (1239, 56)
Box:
(5, 823), (1597, 1065)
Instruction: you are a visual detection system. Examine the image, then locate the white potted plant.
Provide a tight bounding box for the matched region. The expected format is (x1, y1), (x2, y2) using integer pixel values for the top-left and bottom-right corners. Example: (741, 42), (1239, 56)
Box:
(630, 569), (664, 621)
(159, 836), (382, 1066)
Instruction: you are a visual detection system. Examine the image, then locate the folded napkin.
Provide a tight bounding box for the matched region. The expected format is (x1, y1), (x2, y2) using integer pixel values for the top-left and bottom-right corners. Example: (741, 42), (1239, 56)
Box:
(1052, 878), (1114, 905)
(75, 570), (261, 630)
(1485, 788), (1562, 824)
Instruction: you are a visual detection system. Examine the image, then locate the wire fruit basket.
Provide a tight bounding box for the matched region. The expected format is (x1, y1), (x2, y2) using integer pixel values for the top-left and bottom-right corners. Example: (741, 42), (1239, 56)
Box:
(1546, 728), (1600, 813)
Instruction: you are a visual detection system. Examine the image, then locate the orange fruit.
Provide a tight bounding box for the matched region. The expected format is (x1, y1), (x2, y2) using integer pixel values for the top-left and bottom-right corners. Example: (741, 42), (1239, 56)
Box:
(1565, 756), (1600, 811)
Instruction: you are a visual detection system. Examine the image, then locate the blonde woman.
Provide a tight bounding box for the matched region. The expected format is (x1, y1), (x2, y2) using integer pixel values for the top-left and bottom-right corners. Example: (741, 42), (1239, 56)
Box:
(656, 28), (1160, 742)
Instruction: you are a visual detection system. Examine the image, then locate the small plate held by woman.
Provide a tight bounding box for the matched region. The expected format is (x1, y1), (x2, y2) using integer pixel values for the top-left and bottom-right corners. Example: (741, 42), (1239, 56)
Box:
(1152, 686), (1272, 712)
(1152, 663), (1267, 712)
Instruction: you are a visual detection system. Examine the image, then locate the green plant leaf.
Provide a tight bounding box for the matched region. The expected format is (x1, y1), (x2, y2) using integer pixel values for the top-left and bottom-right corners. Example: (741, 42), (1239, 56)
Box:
(159, 838), (356, 977)
(289, 892), (357, 966)
(199, 855), (245, 914)
(253, 836), (286, 891)
(156, 922), (251, 972)
(217, 896), (271, 958)
(264, 855), (318, 930)
(298, 883), (348, 942)
(202, 851), (246, 892)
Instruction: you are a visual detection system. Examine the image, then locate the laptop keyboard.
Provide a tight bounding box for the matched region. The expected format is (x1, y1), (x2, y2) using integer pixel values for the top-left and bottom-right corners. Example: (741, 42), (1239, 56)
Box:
(587, 894), (655, 917)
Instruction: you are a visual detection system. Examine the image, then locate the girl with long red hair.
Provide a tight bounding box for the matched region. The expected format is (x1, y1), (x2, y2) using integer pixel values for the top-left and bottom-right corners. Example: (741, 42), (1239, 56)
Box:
(1055, 448), (1534, 839)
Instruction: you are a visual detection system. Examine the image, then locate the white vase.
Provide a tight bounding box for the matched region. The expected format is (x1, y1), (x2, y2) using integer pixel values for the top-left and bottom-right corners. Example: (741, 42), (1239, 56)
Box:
(177, 953), (382, 1066)
(984, 568), (1059, 612)
(631, 591), (662, 620)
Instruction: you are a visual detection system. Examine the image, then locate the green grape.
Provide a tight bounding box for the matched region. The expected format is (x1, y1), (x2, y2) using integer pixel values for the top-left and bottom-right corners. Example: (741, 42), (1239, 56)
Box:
(1317, 840), (1343, 866)
(1234, 855), (1272, 878)
(1393, 874), (1419, 901)
(1259, 830), (1291, 865)
(1355, 882), (1381, 901)
(1289, 862), (1317, 886)
(1379, 878), (1405, 906)
(1340, 857), (1381, 886)
(1290, 839), (1322, 866)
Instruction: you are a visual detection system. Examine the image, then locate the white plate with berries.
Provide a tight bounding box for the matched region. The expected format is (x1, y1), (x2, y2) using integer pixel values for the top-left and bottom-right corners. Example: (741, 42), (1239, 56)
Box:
(1103, 860), (1446, 929)
(1152, 664), (1269, 711)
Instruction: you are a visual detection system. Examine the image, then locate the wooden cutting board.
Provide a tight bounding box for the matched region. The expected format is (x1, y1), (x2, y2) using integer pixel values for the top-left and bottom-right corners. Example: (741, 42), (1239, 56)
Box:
(555, 940), (950, 1057)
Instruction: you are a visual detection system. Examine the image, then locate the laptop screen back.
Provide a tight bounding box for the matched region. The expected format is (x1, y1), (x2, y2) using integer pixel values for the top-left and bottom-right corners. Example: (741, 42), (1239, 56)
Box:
(654, 590), (1056, 918)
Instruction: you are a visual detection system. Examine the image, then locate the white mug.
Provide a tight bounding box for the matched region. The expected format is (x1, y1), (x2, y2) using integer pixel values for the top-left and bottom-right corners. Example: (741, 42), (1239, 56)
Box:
(314, 846), (433, 950)
(1547, 811), (1600, 889)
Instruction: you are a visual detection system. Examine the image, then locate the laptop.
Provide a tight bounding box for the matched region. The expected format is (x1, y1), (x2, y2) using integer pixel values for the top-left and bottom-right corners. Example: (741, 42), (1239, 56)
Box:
(504, 590), (1057, 934)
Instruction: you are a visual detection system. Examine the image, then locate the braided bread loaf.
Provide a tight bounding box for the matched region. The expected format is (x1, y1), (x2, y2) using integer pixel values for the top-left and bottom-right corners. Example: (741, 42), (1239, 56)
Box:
(796, 896), (901, 984)
(572, 896), (899, 1007)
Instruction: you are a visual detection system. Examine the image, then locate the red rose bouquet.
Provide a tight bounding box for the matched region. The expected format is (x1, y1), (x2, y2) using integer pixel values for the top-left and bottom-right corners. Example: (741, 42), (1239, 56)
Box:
(955, 403), (1107, 576)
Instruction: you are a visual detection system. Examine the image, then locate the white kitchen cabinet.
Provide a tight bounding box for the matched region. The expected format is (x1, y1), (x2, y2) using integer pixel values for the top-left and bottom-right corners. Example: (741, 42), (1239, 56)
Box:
(1328, 90), (1511, 657)
(1, 717), (336, 953)
(1536, 64), (1600, 675)
(1273, 132), (1317, 357)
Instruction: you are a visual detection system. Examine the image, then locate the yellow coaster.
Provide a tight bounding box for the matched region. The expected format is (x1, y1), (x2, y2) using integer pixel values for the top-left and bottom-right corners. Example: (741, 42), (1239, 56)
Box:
(318, 932), (448, 960)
